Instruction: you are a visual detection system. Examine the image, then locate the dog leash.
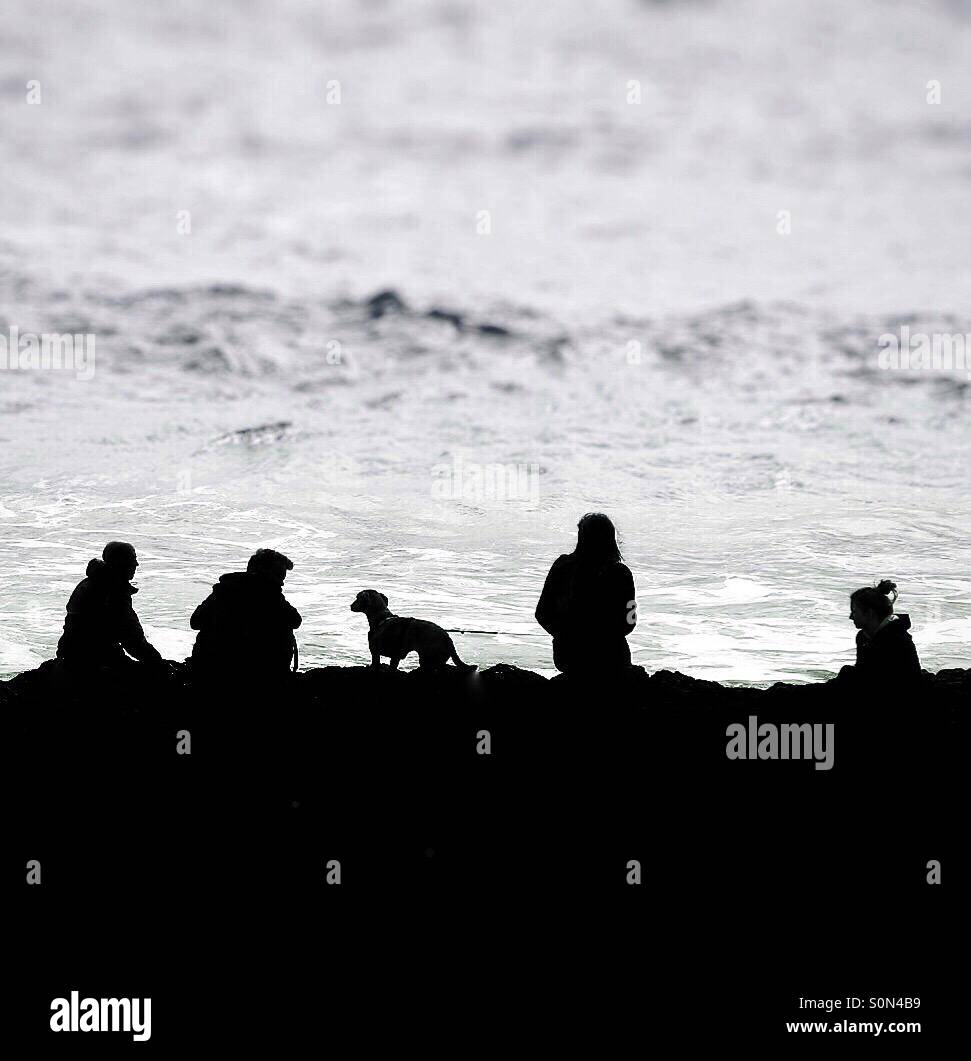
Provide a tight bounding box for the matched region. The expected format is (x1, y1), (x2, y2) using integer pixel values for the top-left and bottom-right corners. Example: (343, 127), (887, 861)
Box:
(446, 628), (544, 636)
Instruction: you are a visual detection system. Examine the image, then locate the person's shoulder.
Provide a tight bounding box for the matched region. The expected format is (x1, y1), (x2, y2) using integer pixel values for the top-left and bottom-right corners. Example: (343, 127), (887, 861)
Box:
(892, 613), (913, 634)
(544, 554), (575, 581)
(66, 577), (92, 606)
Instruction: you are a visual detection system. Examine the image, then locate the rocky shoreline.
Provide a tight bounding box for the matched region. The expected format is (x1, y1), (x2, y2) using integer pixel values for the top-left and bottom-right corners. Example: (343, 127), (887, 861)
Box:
(3, 657), (969, 714)
(7, 660), (966, 897)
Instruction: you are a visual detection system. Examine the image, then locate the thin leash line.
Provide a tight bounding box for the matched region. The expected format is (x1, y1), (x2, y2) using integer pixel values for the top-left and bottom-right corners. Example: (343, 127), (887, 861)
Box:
(446, 628), (545, 635)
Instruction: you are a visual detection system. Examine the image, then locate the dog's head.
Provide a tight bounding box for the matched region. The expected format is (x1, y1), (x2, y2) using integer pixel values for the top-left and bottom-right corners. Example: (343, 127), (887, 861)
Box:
(350, 589), (389, 614)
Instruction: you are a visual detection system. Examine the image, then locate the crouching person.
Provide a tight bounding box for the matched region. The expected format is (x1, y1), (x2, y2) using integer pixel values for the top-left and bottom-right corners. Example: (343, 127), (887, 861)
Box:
(835, 575), (925, 750)
(838, 579), (922, 690)
(56, 541), (167, 685)
(189, 548), (301, 688)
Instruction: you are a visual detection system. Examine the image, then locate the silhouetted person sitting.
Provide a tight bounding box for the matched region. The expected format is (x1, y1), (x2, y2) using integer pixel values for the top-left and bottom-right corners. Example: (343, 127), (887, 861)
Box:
(190, 548), (301, 683)
(56, 541), (165, 675)
(838, 579), (922, 688)
(535, 513), (637, 676)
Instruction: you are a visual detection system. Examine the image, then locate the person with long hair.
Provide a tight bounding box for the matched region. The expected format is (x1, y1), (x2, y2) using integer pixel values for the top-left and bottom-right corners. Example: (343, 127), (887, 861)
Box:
(535, 513), (636, 675)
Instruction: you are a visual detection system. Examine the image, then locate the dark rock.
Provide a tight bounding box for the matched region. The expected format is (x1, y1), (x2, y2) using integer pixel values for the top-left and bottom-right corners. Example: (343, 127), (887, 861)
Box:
(365, 288), (407, 319)
(425, 308), (464, 330)
(5, 661), (965, 898)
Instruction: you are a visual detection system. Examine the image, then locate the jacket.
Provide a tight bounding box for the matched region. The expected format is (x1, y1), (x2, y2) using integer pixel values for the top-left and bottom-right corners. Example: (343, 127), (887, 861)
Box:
(56, 558), (163, 668)
(190, 571), (301, 677)
(535, 553), (636, 673)
(853, 613), (922, 685)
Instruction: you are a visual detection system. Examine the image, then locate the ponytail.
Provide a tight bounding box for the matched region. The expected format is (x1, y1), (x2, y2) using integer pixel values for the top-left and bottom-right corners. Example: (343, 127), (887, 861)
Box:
(851, 579), (898, 618)
(875, 579), (898, 604)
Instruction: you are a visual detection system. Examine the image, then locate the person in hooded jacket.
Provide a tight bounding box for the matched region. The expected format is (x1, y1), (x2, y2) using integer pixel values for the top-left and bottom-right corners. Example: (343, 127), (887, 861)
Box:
(190, 548), (301, 681)
(840, 579), (922, 687)
(56, 541), (165, 672)
(535, 513), (637, 675)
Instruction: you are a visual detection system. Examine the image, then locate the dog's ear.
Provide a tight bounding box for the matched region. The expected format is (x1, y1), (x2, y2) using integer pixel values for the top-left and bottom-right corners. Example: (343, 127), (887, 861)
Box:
(379, 593), (388, 606)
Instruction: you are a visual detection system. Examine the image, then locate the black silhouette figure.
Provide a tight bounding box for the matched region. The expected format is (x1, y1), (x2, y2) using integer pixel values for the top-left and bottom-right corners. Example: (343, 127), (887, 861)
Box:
(190, 548), (301, 681)
(56, 541), (165, 673)
(840, 579), (922, 687)
(535, 513), (637, 675)
(350, 588), (475, 672)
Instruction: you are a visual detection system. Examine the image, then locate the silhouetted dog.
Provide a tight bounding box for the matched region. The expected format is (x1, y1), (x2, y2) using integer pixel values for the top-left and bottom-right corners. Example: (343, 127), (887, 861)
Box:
(350, 589), (475, 672)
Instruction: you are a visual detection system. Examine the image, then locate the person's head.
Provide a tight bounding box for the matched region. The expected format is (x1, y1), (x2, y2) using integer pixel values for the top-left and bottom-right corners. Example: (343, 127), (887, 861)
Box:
(849, 579), (898, 635)
(247, 548), (294, 587)
(574, 512), (622, 565)
(102, 541), (138, 581)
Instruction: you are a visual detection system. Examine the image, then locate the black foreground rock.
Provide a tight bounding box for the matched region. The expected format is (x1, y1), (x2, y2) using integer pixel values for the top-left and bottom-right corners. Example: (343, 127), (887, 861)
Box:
(6, 661), (967, 901)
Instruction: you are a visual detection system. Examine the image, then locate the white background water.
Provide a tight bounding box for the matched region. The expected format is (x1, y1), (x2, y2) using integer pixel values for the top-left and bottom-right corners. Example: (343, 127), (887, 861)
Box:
(1, 0), (969, 682)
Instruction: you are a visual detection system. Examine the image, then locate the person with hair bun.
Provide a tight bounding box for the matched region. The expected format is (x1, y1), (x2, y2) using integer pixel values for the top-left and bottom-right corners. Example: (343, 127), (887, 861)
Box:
(842, 578), (922, 685)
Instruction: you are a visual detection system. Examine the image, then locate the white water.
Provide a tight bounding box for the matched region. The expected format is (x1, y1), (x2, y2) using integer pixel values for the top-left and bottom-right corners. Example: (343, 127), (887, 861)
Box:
(1, 0), (969, 682)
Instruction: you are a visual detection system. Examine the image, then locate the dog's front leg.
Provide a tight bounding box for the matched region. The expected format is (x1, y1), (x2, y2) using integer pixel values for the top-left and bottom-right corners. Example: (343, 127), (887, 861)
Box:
(389, 657), (401, 670)
(370, 649), (382, 669)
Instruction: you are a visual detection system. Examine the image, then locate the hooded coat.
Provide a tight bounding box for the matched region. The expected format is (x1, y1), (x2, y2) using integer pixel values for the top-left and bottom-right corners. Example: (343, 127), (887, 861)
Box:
(190, 571), (301, 678)
(853, 613), (922, 685)
(56, 558), (163, 668)
(535, 553), (636, 674)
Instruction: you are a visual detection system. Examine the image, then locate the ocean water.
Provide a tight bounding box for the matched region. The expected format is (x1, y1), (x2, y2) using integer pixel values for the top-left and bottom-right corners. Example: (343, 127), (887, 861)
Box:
(1, 0), (969, 682)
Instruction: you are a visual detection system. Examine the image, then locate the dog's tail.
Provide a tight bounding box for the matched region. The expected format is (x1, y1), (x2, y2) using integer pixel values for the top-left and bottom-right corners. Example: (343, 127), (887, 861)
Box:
(448, 640), (477, 672)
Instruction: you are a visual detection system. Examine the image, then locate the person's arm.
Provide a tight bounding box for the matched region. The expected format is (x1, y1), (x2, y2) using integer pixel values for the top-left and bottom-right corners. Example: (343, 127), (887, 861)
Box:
(600, 563), (636, 637)
(885, 631), (921, 683)
(902, 636), (922, 678)
(854, 630), (868, 669)
(118, 600), (164, 665)
(832, 632), (865, 683)
(535, 562), (564, 636)
(282, 600), (302, 630)
(618, 564), (636, 637)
